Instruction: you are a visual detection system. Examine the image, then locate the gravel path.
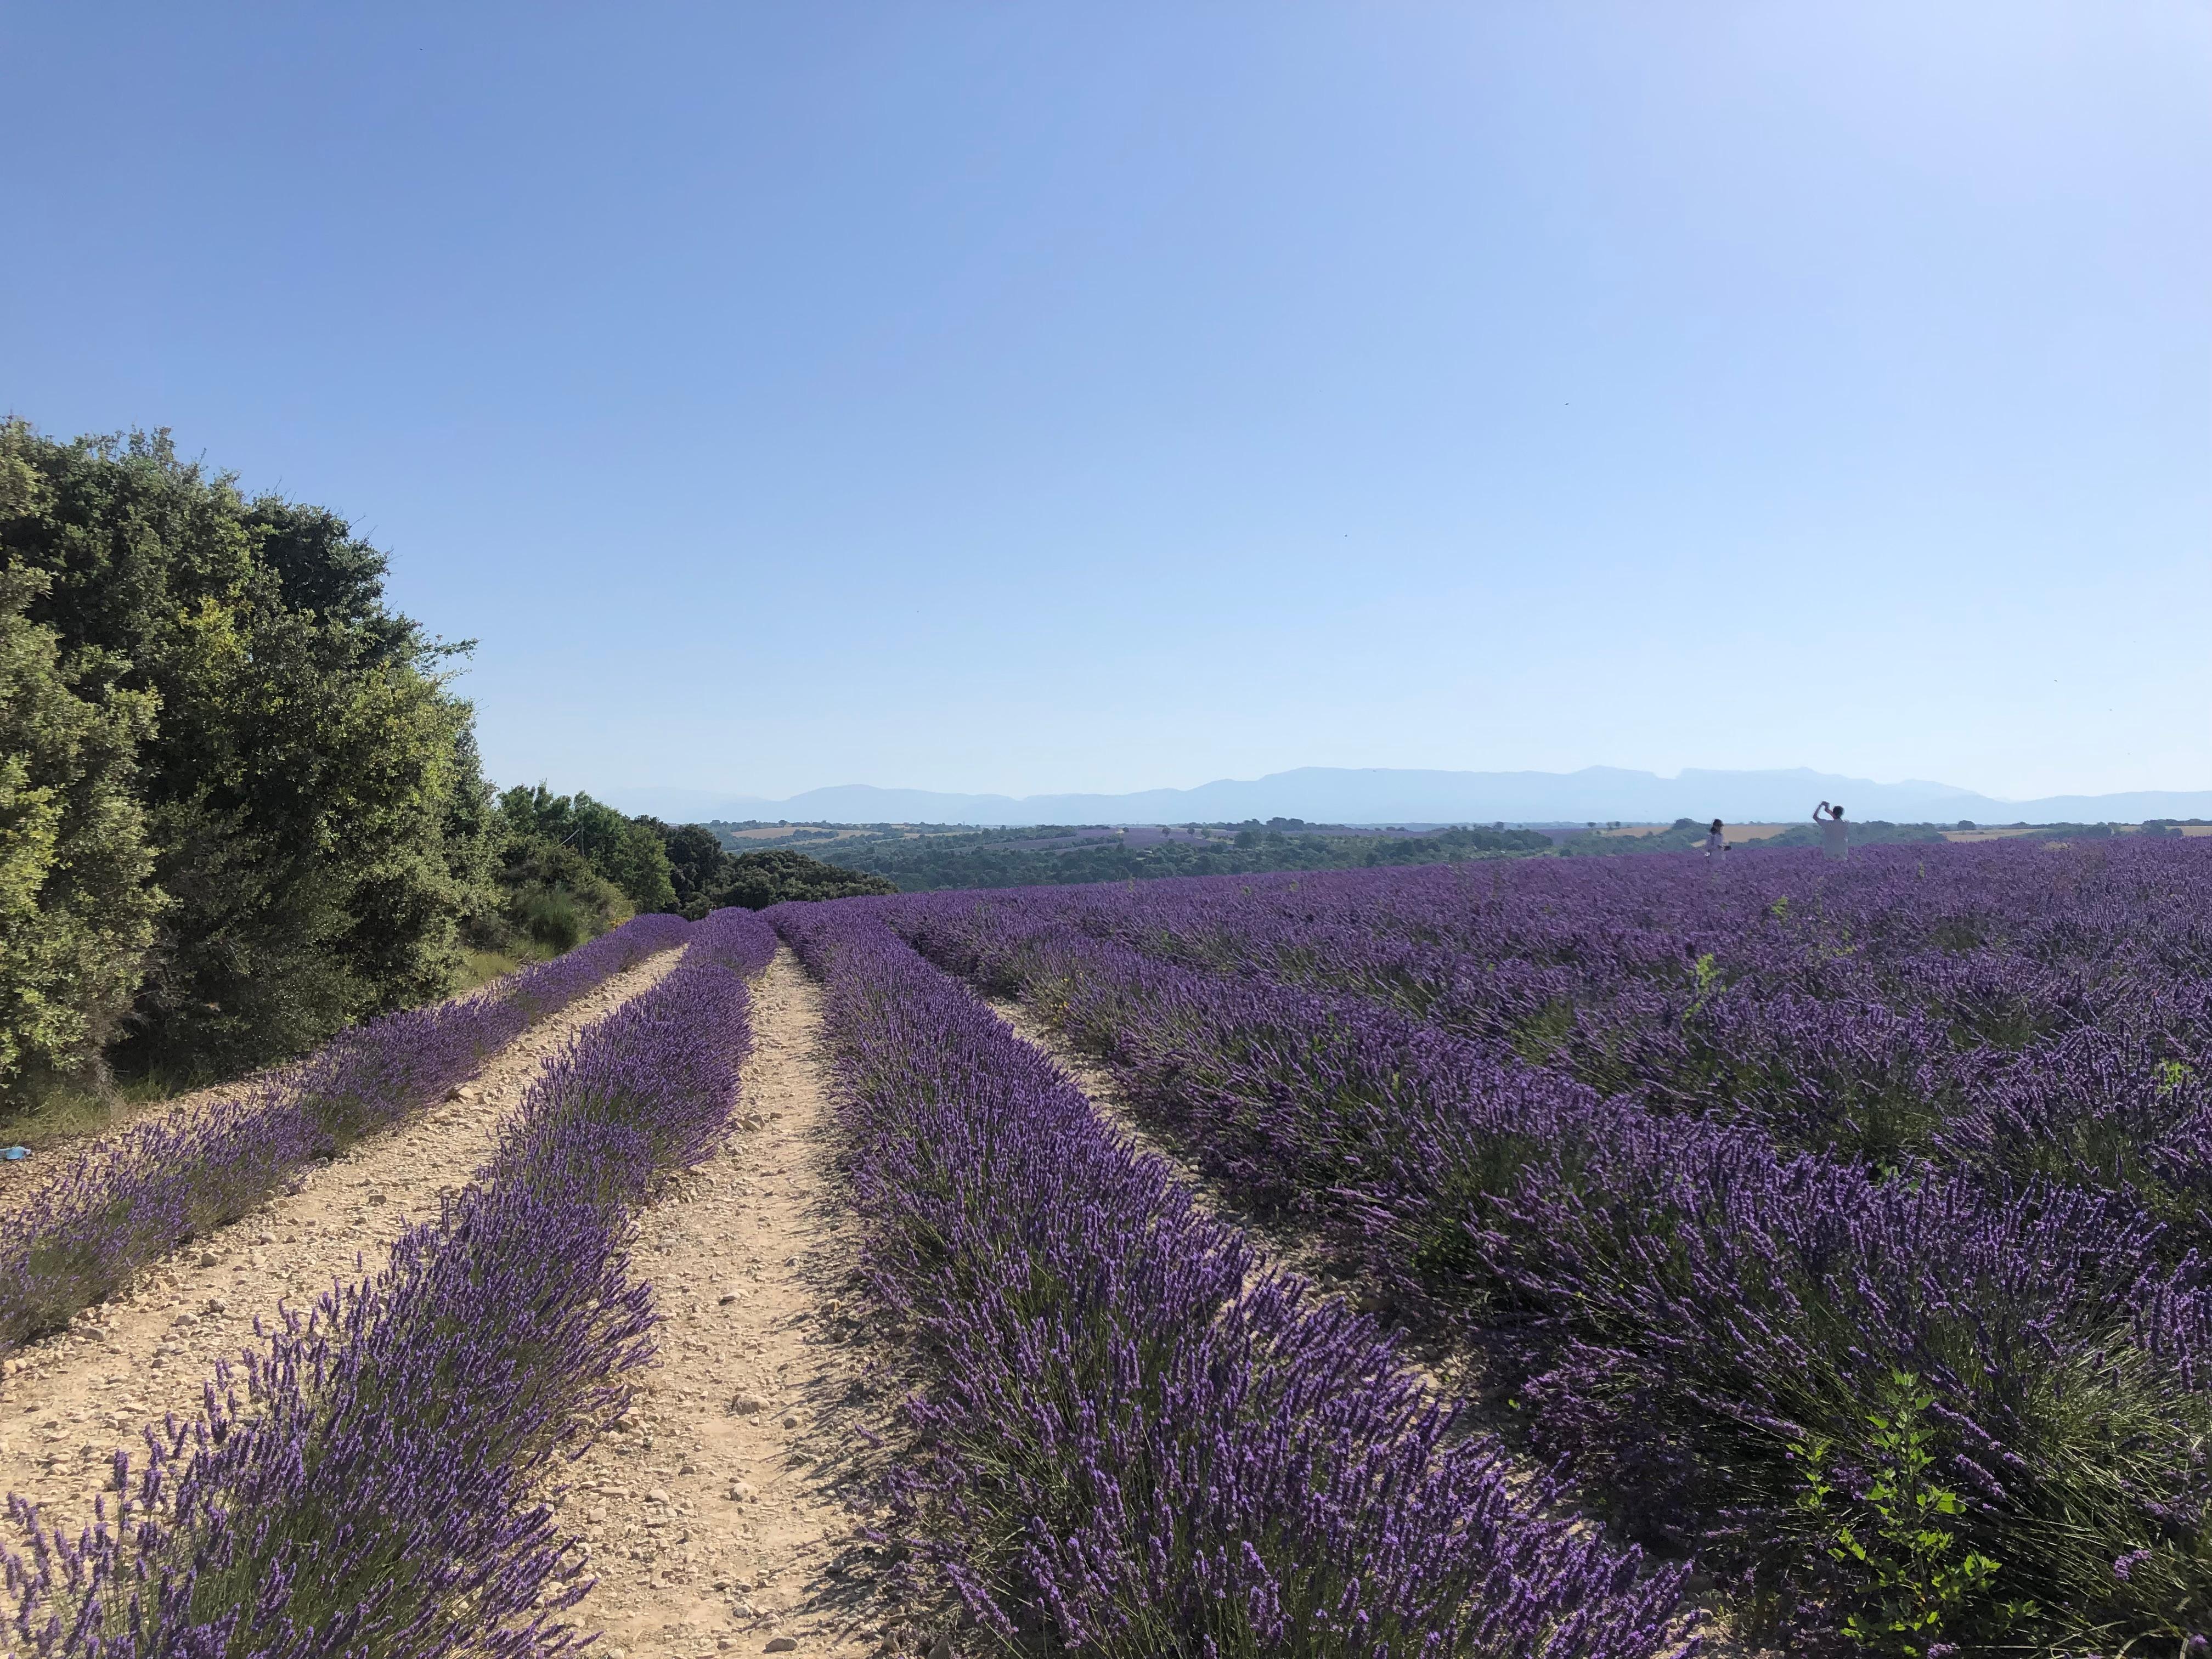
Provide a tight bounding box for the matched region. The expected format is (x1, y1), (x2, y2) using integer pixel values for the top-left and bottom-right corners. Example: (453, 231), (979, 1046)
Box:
(0, 945), (687, 1533)
(550, 947), (902, 1659)
(0, 975), (545, 1218)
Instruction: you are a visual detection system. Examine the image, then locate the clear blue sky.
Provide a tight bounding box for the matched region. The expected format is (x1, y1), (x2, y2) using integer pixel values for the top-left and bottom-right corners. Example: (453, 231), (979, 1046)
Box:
(4, 3), (2206, 804)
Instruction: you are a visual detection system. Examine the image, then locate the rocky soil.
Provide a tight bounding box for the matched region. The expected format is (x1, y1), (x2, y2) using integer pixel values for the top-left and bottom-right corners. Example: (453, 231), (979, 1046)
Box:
(0, 947), (686, 1533)
(543, 948), (906, 1659)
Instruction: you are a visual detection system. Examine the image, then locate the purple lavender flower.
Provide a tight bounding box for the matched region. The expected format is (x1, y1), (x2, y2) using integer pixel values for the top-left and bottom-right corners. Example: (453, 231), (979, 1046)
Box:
(864, 839), (2212, 1649)
(773, 899), (1696, 1658)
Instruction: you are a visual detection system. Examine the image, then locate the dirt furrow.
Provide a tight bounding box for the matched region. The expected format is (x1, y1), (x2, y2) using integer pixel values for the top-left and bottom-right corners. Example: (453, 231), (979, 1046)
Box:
(548, 947), (902, 1659)
(0, 945), (688, 1533)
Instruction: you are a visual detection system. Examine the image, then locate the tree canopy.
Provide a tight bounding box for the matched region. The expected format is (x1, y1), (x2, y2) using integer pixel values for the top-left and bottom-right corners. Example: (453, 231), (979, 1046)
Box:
(1, 419), (899, 1116)
(0, 421), (495, 1085)
(495, 786), (675, 915)
(633, 825), (896, 915)
(0, 561), (160, 1098)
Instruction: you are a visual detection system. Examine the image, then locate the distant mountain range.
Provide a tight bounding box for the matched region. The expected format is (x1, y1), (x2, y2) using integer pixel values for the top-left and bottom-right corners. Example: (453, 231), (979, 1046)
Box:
(607, 767), (2212, 830)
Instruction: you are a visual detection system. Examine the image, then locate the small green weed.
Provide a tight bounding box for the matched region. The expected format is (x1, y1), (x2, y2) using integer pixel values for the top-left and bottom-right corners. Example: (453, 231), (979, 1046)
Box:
(1793, 1371), (2008, 1655)
(1685, 952), (1723, 1018)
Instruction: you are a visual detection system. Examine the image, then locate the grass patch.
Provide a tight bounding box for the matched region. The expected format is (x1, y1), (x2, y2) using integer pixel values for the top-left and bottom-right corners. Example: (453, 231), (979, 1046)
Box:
(0, 1072), (188, 1151)
(454, 946), (539, 992)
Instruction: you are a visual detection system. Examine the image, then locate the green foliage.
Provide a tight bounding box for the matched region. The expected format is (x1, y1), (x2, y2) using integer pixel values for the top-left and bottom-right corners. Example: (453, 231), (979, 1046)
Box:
(646, 822), (738, 924)
(655, 821), (738, 918)
(0, 420), (497, 1084)
(801, 820), (1550, 893)
(1793, 1372), (2008, 1654)
(715, 848), (897, 909)
(475, 786), (681, 959)
(628, 821), (897, 914)
(495, 785), (674, 913)
(489, 833), (627, 953)
(1684, 951), (1723, 1017)
(0, 562), (161, 1104)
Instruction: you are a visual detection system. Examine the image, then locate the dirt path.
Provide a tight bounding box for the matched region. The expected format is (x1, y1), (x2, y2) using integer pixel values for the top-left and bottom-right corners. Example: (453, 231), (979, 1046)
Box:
(0, 971), (537, 1215)
(0, 946), (688, 1534)
(549, 947), (902, 1659)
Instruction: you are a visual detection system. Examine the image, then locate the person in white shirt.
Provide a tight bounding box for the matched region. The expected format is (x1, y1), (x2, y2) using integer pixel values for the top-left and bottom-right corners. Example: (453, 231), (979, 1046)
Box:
(1703, 819), (1728, 860)
(1813, 801), (1849, 862)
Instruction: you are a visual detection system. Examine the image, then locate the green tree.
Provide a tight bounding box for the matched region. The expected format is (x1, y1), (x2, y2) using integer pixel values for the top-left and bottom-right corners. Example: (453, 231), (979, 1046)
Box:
(490, 835), (626, 952)
(716, 848), (896, 909)
(495, 786), (675, 915)
(653, 820), (737, 918)
(0, 562), (161, 1103)
(0, 421), (495, 1079)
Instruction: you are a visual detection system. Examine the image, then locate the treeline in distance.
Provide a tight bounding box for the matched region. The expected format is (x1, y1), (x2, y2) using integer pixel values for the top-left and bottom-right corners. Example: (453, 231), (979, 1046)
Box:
(0, 422), (881, 1125)
(798, 819), (1553, 892)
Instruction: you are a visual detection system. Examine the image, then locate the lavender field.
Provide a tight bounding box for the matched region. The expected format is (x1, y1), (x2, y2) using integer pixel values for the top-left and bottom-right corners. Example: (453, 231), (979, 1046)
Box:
(0, 913), (695, 1365)
(852, 837), (2212, 1655)
(9, 839), (2212, 1657)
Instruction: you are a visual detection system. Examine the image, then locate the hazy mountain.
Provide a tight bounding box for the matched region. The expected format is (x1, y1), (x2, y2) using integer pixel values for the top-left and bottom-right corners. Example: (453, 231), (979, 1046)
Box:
(610, 767), (2212, 829)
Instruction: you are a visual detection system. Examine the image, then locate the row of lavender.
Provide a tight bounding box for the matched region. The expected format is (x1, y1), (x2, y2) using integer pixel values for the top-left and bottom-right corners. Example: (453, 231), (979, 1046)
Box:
(771, 899), (1696, 1658)
(0, 913), (693, 1361)
(1006, 838), (2212, 1195)
(878, 842), (2212, 1652)
(5, 907), (777, 1657)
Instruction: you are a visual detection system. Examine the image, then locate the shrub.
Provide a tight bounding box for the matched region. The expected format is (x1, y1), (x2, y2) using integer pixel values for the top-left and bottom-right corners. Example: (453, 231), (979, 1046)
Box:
(495, 784), (674, 913)
(0, 422), (497, 1082)
(0, 562), (160, 1110)
(716, 847), (896, 908)
(485, 835), (628, 953)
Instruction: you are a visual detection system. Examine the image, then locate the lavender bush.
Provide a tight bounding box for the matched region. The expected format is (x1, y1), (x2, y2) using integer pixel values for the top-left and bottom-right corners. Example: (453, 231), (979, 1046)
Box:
(3, 907), (776, 1657)
(0, 914), (693, 1360)
(772, 899), (1695, 1659)
(880, 840), (2212, 1651)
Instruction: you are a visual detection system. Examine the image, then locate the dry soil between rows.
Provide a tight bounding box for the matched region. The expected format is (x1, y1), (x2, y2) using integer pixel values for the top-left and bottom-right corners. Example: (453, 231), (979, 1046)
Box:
(0, 946), (687, 1535)
(546, 947), (905, 1659)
